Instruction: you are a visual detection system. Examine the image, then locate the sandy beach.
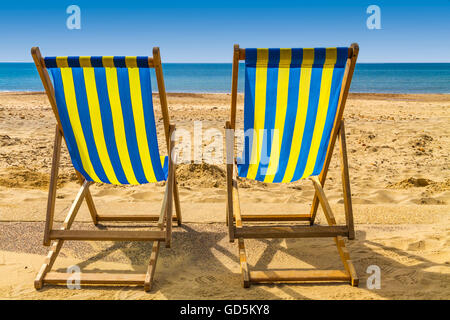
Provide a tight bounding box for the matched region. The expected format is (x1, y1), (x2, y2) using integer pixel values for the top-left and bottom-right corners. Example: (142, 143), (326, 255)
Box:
(0, 91), (449, 299)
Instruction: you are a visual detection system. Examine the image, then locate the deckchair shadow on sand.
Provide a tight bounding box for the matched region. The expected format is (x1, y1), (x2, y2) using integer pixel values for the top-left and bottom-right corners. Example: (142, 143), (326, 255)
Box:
(31, 47), (181, 291)
(226, 44), (359, 287)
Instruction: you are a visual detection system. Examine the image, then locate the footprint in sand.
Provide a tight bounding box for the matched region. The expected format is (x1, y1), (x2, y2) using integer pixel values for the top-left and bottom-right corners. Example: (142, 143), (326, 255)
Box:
(393, 270), (419, 285)
(195, 275), (217, 285)
(407, 240), (426, 251)
(130, 191), (157, 201)
(411, 197), (446, 205)
(407, 238), (443, 252)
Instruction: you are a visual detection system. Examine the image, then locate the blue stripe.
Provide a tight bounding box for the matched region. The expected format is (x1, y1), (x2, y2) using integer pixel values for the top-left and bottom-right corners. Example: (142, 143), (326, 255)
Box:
(90, 56), (103, 68)
(44, 57), (57, 68)
(289, 48), (304, 68)
(71, 68), (110, 183)
(139, 68), (167, 181)
(335, 47), (348, 67)
(254, 48), (279, 181)
(116, 68), (148, 184)
(273, 49), (302, 182)
(313, 48), (327, 68)
(162, 156), (168, 177)
(67, 57), (80, 68)
(244, 48), (258, 66)
(312, 48), (348, 175)
(93, 68), (129, 184)
(237, 49), (257, 177)
(137, 56), (149, 68)
(49, 68), (92, 181)
(291, 48), (326, 181)
(113, 56), (126, 68)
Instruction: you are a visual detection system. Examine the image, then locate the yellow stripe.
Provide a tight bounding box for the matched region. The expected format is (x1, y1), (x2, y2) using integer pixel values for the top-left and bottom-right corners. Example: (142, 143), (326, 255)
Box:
(125, 57), (137, 68)
(60, 68), (99, 181)
(160, 156), (166, 169)
(56, 57), (68, 68)
(264, 49), (291, 182)
(302, 49), (315, 64)
(83, 68), (120, 184)
(79, 56), (91, 67)
(102, 56), (115, 68)
(301, 47), (337, 178)
(104, 68), (139, 185)
(281, 49), (314, 183)
(128, 68), (157, 182)
(246, 48), (269, 180)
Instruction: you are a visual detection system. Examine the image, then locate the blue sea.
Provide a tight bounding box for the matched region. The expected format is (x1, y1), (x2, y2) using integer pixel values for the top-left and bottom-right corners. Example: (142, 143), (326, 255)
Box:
(0, 62), (449, 94)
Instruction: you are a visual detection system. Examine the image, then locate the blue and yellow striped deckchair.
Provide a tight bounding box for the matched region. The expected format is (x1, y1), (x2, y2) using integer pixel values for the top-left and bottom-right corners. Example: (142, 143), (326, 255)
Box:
(226, 44), (359, 287)
(31, 46), (181, 292)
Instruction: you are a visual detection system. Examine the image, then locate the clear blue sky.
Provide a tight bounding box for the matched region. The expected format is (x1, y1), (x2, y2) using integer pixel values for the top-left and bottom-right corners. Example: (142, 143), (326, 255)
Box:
(1, 0), (449, 62)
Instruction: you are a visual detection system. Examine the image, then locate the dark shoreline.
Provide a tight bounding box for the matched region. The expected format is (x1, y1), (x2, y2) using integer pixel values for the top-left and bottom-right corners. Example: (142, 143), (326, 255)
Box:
(1, 91), (449, 102)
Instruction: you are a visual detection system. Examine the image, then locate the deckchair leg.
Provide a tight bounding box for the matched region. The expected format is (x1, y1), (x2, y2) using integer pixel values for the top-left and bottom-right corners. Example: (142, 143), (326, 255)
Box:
(165, 124), (176, 248)
(335, 236), (359, 286)
(43, 126), (62, 246)
(310, 183), (322, 225)
(225, 121), (235, 241)
(237, 235), (357, 286)
(75, 170), (98, 225)
(85, 191), (98, 225)
(35, 240), (64, 289)
(165, 185), (173, 249)
(173, 178), (182, 226)
(227, 158), (250, 287)
(35, 180), (90, 289)
(238, 238), (250, 288)
(234, 170), (358, 287)
(310, 176), (337, 226)
(144, 241), (161, 292)
(338, 121), (355, 240)
(36, 180), (166, 291)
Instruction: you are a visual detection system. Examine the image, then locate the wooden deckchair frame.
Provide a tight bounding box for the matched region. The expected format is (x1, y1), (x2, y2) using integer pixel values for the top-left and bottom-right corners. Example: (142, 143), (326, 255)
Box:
(226, 43), (359, 287)
(31, 47), (182, 291)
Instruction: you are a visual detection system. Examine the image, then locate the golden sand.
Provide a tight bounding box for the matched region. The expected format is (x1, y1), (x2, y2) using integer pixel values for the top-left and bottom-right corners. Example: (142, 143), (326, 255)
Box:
(0, 92), (449, 299)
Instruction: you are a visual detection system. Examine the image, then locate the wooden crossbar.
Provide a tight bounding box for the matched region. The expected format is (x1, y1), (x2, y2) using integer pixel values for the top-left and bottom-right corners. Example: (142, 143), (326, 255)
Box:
(234, 225), (349, 239)
(49, 230), (166, 241)
(96, 214), (178, 222)
(249, 270), (351, 283)
(238, 214), (311, 222)
(44, 272), (146, 285)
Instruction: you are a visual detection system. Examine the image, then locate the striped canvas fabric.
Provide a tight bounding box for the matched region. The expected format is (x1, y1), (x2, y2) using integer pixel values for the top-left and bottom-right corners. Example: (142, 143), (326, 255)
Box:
(45, 56), (168, 185)
(237, 47), (348, 183)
